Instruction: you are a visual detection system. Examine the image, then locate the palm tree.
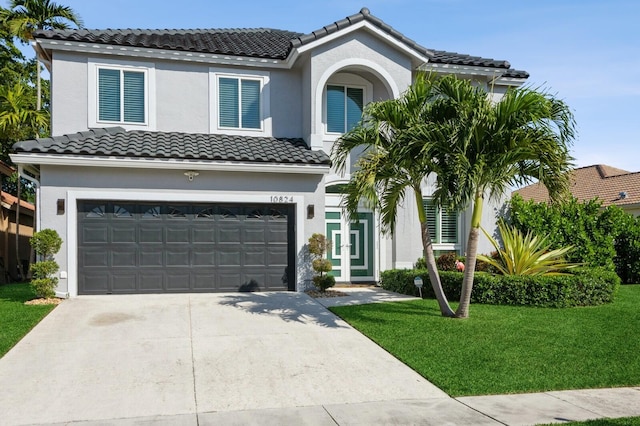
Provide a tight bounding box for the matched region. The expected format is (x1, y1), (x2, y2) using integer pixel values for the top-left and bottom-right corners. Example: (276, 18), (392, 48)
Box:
(4, 0), (83, 110)
(431, 76), (575, 318)
(332, 74), (456, 317)
(0, 82), (48, 279)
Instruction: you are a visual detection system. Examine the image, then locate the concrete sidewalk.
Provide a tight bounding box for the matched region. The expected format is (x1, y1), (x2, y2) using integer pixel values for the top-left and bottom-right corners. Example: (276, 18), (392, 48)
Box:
(0, 288), (638, 425)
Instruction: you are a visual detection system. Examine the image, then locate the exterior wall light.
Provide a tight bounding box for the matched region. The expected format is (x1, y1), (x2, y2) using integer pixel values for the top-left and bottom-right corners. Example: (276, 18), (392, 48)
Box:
(57, 199), (65, 215)
(307, 204), (315, 219)
(184, 171), (199, 182)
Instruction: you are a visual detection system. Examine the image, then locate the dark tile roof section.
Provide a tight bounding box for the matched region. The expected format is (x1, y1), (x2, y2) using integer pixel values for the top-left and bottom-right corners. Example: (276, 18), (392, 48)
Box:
(13, 127), (331, 166)
(514, 164), (640, 208)
(33, 8), (528, 78)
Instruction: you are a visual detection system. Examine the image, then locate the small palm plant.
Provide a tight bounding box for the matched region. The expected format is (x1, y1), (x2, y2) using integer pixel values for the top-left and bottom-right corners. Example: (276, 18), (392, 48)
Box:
(308, 233), (335, 292)
(477, 221), (580, 276)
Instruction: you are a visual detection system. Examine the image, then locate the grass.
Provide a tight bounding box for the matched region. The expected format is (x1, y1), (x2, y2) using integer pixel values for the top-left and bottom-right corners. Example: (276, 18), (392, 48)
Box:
(0, 283), (56, 358)
(329, 285), (640, 397)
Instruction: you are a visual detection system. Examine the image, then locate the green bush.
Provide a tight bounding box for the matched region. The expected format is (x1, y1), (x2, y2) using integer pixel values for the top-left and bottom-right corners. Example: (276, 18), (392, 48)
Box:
(308, 233), (335, 292)
(380, 267), (619, 307)
(509, 194), (640, 283)
(29, 229), (63, 299)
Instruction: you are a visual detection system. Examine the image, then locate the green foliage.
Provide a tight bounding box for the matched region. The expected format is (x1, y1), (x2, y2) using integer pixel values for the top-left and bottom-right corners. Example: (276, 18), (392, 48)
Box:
(0, 283), (56, 358)
(308, 233), (335, 292)
(478, 221), (580, 275)
(313, 274), (336, 292)
(380, 267), (619, 308)
(509, 194), (640, 283)
(329, 285), (640, 396)
(29, 228), (62, 298)
(30, 228), (62, 259)
(436, 252), (459, 271)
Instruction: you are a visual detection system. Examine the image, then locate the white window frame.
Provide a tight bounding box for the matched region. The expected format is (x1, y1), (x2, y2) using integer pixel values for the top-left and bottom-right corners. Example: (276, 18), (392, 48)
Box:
(423, 198), (460, 246)
(88, 58), (156, 131)
(209, 68), (271, 136)
(324, 73), (373, 141)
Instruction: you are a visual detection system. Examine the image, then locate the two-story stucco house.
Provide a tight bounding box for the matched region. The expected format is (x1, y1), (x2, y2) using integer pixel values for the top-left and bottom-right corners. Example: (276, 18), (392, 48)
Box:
(11, 8), (528, 297)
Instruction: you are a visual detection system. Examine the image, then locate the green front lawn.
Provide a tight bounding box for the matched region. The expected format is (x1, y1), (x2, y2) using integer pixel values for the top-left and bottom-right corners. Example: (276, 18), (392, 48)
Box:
(538, 417), (640, 426)
(0, 283), (57, 358)
(330, 285), (640, 397)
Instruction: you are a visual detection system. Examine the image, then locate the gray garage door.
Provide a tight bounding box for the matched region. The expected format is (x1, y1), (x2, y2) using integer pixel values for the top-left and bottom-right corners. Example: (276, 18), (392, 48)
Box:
(77, 201), (295, 294)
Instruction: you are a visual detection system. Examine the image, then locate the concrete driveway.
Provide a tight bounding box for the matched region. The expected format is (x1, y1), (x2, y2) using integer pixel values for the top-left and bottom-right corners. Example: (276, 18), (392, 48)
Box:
(0, 292), (498, 425)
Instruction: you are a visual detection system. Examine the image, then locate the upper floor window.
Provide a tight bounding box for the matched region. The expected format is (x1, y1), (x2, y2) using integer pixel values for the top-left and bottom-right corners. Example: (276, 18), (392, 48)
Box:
(218, 77), (261, 130)
(209, 68), (271, 136)
(98, 68), (146, 124)
(326, 85), (363, 133)
(423, 199), (458, 244)
(88, 58), (155, 130)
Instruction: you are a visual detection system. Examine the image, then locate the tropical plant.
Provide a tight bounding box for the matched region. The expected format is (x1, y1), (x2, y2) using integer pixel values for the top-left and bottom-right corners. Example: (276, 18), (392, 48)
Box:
(332, 73), (456, 317)
(477, 221), (580, 276)
(429, 75), (575, 317)
(3, 0), (83, 110)
(308, 233), (335, 292)
(29, 228), (62, 298)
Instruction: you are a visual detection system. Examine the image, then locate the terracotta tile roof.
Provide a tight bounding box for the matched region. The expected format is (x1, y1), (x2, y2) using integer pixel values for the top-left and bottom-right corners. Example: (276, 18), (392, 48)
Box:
(514, 164), (640, 208)
(33, 8), (528, 78)
(1, 191), (35, 211)
(13, 127), (331, 166)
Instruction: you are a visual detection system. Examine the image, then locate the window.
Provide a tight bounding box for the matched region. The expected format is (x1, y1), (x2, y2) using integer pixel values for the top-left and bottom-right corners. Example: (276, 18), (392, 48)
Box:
(326, 85), (364, 133)
(210, 68), (270, 135)
(97, 68), (146, 124)
(423, 199), (458, 244)
(218, 77), (261, 130)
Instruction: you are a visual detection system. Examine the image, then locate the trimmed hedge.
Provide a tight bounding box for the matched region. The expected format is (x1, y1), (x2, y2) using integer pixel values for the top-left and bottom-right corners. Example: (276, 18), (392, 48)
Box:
(380, 267), (620, 307)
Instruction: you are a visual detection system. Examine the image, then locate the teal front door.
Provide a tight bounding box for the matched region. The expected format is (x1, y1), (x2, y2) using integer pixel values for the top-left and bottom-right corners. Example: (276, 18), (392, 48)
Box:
(325, 210), (374, 281)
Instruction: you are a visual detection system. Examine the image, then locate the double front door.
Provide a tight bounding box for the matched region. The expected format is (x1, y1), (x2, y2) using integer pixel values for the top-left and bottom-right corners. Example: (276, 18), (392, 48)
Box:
(325, 210), (374, 282)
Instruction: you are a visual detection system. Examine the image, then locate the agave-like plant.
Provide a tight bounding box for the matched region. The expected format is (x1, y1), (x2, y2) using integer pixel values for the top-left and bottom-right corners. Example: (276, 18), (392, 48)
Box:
(477, 221), (580, 276)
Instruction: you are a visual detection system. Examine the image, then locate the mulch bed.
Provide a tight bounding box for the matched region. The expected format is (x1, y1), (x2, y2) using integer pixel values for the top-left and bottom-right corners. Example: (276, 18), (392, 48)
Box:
(24, 298), (63, 306)
(305, 289), (349, 298)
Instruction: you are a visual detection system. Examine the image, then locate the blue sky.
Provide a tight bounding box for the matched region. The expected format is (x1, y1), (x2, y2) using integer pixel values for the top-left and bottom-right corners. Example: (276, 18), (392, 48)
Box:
(6, 0), (640, 171)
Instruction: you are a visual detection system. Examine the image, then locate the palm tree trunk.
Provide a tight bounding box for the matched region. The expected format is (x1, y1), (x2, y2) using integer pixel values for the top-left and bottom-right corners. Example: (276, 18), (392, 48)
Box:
(36, 60), (41, 111)
(415, 189), (455, 317)
(15, 176), (23, 280)
(456, 190), (484, 318)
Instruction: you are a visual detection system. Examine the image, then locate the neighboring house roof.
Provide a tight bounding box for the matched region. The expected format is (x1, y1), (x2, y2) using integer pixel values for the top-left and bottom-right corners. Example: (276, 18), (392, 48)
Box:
(12, 127), (331, 166)
(1, 191), (35, 212)
(33, 8), (528, 78)
(514, 164), (640, 208)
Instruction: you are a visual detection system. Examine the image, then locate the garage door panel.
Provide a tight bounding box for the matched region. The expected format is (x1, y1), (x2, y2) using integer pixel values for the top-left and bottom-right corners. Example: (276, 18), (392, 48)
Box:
(111, 273), (137, 291)
(166, 272), (191, 291)
(140, 225), (163, 243)
(78, 201), (294, 294)
(81, 249), (109, 268)
(192, 248), (216, 266)
(111, 226), (137, 243)
(166, 248), (190, 266)
(140, 274), (164, 291)
(80, 273), (109, 294)
(140, 248), (164, 267)
(111, 249), (137, 267)
(81, 225), (109, 244)
(193, 273), (216, 290)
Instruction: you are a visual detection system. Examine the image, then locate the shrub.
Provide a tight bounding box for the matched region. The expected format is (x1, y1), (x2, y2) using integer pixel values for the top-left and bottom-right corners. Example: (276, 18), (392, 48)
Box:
(478, 221), (581, 276)
(29, 229), (63, 299)
(380, 267), (619, 307)
(308, 233), (335, 292)
(436, 252), (459, 271)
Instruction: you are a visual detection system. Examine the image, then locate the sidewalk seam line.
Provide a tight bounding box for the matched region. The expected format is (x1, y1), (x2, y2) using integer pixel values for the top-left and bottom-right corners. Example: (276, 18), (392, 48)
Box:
(321, 405), (341, 425)
(454, 398), (509, 426)
(543, 391), (609, 418)
(189, 296), (200, 425)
